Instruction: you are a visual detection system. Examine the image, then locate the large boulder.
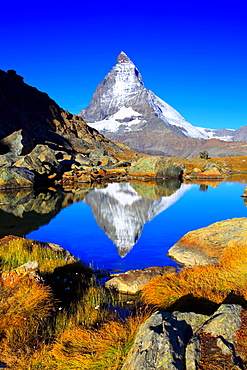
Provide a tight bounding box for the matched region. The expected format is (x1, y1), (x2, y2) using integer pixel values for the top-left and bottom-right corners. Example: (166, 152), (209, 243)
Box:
(0, 154), (19, 168)
(105, 266), (176, 294)
(0, 167), (35, 189)
(89, 148), (108, 158)
(122, 304), (244, 370)
(199, 151), (209, 159)
(0, 129), (33, 155)
(129, 156), (183, 179)
(121, 311), (207, 370)
(168, 218), (247, 266)
(195, 166), (224, 179)
(14, 144), (60, 175)
(186, 304), (242, 369)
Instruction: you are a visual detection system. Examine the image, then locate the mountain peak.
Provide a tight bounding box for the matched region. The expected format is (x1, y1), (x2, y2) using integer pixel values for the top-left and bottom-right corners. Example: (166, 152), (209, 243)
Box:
(117, 51), (131, 64)
(79, 53), (213, 142)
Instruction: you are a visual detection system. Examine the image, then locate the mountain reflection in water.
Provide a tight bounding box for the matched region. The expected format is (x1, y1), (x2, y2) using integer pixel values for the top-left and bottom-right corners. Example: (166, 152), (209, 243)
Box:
(0, 180), (189, 257)
(84, 181), (191, 257)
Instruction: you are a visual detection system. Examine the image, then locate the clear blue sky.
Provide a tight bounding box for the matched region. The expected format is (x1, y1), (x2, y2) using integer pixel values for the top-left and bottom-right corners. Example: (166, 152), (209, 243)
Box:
(1, 0), (247, 130)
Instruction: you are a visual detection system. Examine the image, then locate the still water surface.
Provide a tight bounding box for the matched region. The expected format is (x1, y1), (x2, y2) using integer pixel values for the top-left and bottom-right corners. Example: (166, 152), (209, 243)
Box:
(0, 179), (246, 272)
(22, 179), (247, 272)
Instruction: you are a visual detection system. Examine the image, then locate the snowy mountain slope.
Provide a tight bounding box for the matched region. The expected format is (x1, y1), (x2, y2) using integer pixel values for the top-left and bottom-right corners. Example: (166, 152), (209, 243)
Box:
(79, 52), (236, 142)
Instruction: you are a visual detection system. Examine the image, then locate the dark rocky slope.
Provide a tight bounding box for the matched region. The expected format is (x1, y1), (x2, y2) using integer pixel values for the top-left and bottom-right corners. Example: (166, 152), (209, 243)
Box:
(0, 69), (123, 156)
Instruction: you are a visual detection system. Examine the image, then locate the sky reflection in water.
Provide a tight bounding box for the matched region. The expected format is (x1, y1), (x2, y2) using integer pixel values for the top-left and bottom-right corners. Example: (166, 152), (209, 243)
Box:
(25, 180), (247, 272)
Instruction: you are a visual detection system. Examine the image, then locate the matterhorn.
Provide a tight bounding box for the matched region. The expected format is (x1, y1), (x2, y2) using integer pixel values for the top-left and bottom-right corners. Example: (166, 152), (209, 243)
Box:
(79, 52), (247, 157)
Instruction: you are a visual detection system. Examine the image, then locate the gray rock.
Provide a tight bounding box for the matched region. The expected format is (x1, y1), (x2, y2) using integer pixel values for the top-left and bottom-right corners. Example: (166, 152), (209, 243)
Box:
(122, 304), (243, 369)
(122, 311), (207, 370)
(14, 144), (60, 175)
(199, 151), (209, 159)
(105, 266), (176, 294)
(14, 155), (44, 174)
(168, 218), (247, 267)
(111, 160), (131, 168)
(0, 154), (18, 167)
(0, 167), (35, 189)
(74, 153), (92, 166)
(203, 162), (221, 171)
(129, 156), (183, 179)
(185, 304), (242, 369)
(29, 145), (59, 168)
(89, 148), (108, 158)
(157, 165), (183, 179)
(0, 129), (33, 156)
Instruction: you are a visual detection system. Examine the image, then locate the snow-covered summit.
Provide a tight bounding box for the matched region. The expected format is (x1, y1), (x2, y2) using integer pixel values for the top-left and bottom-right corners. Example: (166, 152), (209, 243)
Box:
(117, 51), (131, 63)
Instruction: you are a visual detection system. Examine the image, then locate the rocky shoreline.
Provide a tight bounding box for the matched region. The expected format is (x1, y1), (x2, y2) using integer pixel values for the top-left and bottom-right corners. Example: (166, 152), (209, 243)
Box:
(1, 132), (247, 191)
(1, 213), (247, 369)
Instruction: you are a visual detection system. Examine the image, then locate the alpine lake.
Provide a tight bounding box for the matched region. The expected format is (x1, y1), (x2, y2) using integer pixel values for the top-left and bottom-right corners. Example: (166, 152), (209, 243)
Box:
(1, 175), (247, 273)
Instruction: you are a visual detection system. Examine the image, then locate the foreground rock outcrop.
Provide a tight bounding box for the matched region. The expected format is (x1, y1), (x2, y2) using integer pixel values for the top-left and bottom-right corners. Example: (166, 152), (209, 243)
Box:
(122, 304), (244, 370)
(168, 217), (247, 266)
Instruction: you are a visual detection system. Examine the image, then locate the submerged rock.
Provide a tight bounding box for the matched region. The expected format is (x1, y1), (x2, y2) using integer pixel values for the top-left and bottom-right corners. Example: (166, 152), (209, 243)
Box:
(105, 266), (176, 294)
(131, 179), (181, 199)
(241, 186), (247, 198)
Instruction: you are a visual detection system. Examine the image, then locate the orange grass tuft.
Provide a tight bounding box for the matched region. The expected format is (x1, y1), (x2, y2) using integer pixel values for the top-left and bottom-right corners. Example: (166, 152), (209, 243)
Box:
(35, 308), (151, 370)
(0, 277), (55, 368)
(141, 247), (247, 311)
(0, 238), (73, 274)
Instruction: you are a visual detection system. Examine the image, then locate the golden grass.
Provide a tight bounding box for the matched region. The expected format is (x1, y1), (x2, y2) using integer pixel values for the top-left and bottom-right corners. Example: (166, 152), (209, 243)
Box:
(0, 277), (55, 368)
(31, 308), (151, 370)
(0, 238), (72, 274)
(142, 244), (247, 311)
(2, 224), (247, 369)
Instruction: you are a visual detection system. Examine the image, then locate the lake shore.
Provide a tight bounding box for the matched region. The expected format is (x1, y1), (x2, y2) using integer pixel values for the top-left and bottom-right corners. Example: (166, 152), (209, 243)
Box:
(0, 212), (247, 368)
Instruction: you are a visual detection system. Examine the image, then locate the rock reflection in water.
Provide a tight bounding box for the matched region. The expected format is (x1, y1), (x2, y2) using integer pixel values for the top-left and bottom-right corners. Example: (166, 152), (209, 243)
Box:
(84, 180), (191, 257)
(0, 187), (90, 238)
